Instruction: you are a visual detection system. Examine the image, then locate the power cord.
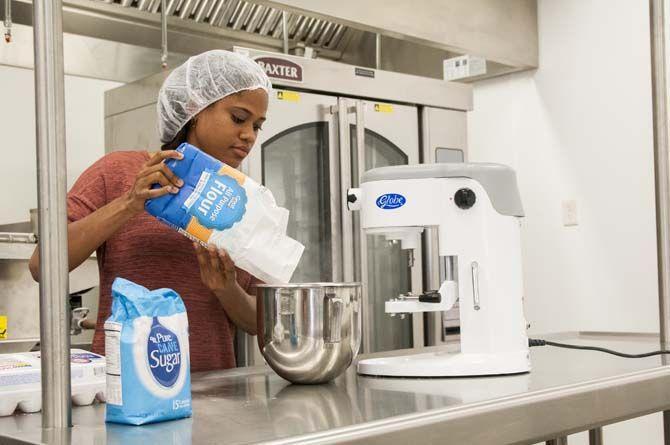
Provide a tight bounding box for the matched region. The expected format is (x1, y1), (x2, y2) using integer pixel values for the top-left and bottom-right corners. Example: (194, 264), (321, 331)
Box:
(528, 338), (670, 359)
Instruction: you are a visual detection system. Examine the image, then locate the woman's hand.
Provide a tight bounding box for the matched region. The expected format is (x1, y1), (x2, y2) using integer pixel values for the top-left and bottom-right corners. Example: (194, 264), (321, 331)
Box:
(123, 150), (184, 216)
(193, 242), (257, 334)
(194, 243), (238, 297)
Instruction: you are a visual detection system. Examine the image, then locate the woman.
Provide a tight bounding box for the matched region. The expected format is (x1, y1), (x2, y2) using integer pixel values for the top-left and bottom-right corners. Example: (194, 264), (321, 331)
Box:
(29, 50), (272, 372)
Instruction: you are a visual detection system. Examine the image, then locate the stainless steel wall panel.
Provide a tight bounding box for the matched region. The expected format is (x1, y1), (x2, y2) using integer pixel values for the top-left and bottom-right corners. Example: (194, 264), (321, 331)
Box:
(0, 255), (99, 350)
(105, 102), (162, 152)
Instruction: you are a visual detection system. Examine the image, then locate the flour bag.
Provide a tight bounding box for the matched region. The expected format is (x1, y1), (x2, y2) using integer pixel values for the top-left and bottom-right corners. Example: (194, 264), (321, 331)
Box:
(145, 142), (304, 284)
(105, 278), (191, 425)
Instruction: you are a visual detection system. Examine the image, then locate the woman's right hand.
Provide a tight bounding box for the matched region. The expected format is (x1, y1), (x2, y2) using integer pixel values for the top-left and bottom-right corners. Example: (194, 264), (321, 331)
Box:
(124, 150), (185, 215)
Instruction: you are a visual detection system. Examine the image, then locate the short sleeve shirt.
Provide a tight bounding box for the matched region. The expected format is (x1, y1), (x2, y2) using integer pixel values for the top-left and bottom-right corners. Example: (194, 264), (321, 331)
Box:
(68, 151), (257, 372)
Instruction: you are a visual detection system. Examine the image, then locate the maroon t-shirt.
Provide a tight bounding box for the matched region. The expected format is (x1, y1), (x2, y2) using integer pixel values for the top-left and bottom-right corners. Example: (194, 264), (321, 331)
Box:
(67, 151), (258, 372)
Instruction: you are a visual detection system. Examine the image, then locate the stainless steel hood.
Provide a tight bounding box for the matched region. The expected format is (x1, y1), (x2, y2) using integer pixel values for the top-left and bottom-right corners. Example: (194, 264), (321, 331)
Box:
(101, 0), (351, 53)
(1, 0), (357, 59)
(0, 0), (533, 83)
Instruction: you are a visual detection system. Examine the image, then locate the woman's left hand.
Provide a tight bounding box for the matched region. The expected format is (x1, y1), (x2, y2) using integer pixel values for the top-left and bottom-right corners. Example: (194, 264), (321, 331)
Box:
(194, 243), (238, 296)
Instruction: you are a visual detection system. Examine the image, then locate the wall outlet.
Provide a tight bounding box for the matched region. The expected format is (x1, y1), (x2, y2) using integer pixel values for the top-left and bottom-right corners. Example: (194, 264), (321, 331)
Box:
(562, 200), (578, 226)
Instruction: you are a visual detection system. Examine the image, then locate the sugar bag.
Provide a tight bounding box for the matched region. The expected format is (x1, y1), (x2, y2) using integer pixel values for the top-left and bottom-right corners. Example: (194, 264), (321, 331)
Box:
(105, 278), (191, 425)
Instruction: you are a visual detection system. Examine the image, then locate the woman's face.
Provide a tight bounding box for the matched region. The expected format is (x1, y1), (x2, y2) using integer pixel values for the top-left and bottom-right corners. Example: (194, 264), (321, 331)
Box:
(187, 88), (268, 168)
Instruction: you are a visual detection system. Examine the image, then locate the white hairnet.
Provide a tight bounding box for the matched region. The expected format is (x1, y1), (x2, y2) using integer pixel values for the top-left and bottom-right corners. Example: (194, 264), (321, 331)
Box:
(157, 49), (272, 144)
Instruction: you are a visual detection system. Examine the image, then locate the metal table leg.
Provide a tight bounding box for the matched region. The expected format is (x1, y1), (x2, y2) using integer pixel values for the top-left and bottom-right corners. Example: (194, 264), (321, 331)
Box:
(546, 438), (568, 445)
(650, 1), (670, 443)
(32, 0), (72, 430)
(589, 427), (603, 445)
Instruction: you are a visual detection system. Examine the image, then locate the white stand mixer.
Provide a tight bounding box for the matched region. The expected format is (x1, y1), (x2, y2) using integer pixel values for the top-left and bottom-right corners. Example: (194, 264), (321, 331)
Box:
(347, 163), (530, 377)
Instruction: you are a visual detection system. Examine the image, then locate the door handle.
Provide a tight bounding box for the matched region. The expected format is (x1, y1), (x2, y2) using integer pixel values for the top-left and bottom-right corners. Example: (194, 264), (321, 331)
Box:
(334, 98), (355, 283)
(354, 100), (366, 182)
(330, 100), (370, 351)
(352, 100), (371, 352)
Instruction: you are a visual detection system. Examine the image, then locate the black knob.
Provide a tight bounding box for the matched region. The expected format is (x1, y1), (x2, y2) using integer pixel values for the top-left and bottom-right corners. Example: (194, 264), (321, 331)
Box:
(347, 193), (357, 203)
(419, 291), (441, 303)
(454, 188), (476, 210)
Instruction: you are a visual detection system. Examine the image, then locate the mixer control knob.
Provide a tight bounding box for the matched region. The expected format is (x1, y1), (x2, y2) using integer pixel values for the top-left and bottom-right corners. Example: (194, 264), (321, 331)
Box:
(454, 188), (476, 209)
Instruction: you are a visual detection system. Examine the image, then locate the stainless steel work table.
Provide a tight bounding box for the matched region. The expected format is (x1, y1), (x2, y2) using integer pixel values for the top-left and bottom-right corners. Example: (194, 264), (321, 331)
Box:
(1, 332), (669, 445)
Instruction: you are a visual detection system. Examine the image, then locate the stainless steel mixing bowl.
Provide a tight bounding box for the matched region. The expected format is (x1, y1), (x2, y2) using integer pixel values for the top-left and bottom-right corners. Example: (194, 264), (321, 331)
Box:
(254, 283), (362, 384)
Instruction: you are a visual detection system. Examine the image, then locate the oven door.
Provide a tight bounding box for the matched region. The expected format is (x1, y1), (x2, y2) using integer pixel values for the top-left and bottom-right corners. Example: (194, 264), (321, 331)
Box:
(344, 99), (422, 353)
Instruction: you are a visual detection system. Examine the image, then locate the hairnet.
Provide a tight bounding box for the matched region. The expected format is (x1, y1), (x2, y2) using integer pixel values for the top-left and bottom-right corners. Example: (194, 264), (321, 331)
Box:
(157, 50), (272, 144)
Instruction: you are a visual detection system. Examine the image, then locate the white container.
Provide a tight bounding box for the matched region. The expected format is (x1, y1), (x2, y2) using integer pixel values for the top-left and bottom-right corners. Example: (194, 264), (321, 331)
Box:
(0, 349), (106, 416)
(443, 54), (487, 81)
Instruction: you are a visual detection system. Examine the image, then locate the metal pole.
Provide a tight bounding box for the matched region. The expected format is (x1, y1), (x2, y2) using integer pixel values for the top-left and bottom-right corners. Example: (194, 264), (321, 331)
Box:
(281, 10), (289, 54)
(160, 0), (168, 68)
(589, 427), (603, 445)
(33, 0), (71, 429)
(375, 33), (381, 69)
(651, 0), (670, 349)
(649, 0), (670, 443)
(3, 0), (11, 43)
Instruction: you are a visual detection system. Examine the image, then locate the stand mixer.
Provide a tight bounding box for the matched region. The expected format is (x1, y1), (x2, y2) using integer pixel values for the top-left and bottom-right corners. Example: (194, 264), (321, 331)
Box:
(347, 163), (530, 377)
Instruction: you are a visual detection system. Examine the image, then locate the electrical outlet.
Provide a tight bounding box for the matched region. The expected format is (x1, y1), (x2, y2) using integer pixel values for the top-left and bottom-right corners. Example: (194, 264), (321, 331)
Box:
(562, 200), (578, 226)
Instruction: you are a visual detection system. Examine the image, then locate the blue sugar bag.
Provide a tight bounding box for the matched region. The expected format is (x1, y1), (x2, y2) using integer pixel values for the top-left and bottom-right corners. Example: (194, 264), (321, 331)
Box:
(105, 278), (192, 425)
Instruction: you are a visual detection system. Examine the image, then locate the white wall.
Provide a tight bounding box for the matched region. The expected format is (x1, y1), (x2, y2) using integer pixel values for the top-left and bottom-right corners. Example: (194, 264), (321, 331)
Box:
(469, 0), (658, 335)
(468, 1), (661, 444)
(0, 65), (121, 225)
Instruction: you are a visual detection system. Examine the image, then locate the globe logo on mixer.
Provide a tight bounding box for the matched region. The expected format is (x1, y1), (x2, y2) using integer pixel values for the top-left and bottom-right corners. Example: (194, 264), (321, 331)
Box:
(375, 193), (406, 210)
(147, 317), (181, 388)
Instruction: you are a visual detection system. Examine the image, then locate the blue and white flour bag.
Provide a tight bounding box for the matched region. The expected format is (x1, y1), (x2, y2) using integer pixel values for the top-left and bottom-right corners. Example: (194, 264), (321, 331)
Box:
(145, 142), (304, 284)
(105, 278), (191, 425)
